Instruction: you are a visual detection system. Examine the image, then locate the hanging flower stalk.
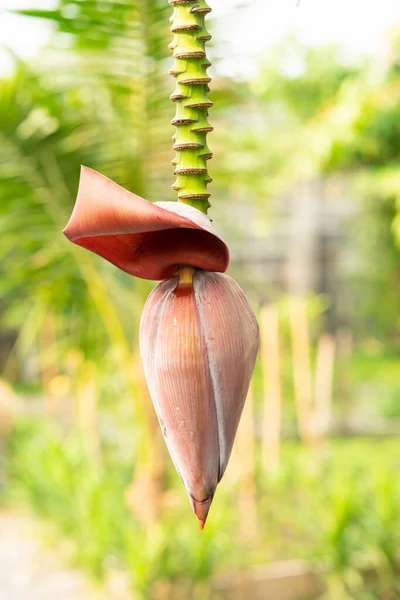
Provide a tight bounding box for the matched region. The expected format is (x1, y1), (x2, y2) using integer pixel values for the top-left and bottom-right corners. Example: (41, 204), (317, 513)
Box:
(169, 0), (213, 214)
(63, 0), (259, 530)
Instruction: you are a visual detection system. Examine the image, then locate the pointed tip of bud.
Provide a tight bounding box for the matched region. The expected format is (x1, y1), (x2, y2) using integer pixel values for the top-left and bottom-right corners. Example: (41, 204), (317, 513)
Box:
(191, 495), (213, 531)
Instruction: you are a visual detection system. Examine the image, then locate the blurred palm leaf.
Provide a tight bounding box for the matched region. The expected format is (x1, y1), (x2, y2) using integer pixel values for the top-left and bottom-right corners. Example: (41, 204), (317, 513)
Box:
(0, 0), (173, 381)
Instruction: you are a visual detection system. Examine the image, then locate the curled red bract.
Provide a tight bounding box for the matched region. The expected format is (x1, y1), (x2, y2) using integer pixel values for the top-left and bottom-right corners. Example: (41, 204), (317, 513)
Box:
(63, 166), (229, 280)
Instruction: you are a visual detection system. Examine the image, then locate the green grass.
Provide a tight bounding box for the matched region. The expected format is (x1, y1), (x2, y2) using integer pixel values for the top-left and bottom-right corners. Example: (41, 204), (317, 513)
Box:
(4, 419), (400, 599)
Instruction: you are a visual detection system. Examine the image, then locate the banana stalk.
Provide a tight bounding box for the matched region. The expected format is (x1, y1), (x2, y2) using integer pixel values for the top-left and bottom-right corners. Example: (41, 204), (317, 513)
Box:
(169, 0), (213, 214)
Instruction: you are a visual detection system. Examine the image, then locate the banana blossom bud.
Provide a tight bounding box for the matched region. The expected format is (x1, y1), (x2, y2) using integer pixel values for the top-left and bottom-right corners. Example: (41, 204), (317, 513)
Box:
(140, 267), (258, 528)
(63, 167), (259, 528)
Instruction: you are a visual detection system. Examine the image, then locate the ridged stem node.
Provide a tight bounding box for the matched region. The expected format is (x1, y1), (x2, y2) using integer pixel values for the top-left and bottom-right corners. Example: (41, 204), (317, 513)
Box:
(169, 0), (213, 214)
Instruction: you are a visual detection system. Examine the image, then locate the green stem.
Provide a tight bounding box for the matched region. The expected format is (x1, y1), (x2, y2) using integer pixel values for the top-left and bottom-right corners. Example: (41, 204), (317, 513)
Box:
(169, 0), (213, 214)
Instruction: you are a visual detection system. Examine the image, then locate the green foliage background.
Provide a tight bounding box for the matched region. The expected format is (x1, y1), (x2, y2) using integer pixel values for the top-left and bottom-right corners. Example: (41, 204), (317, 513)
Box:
(2, 2), (400, 599)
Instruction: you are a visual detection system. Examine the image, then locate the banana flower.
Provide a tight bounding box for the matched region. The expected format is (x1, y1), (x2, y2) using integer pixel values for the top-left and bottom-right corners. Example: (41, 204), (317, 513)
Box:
(64, 166), (259, 528)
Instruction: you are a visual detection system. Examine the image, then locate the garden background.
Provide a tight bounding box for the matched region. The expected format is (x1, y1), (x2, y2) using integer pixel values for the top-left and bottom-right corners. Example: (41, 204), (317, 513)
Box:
(1, 1), (400, 598)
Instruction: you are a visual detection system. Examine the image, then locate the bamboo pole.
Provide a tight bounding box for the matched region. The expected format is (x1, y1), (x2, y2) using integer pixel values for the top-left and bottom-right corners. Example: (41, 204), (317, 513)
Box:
(75, 361), (101, 467)
(236, 382), (257, 540)
(125, 354), (166, 525)
(0, 379), (15, 495)
(314, 334), (336, 442)
(260, 304), (282, 471)
(0, 379), (15, 439)
(39, 312), (59, 416)
(336, 327), (353, 431)
(288, 297), (315, 444)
